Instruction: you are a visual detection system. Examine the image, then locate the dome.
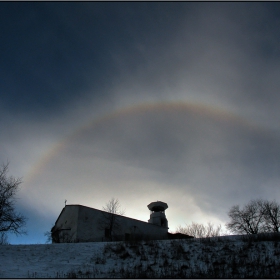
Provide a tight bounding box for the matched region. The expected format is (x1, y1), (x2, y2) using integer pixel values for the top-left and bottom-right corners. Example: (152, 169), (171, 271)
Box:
(147, 201), (168, 212)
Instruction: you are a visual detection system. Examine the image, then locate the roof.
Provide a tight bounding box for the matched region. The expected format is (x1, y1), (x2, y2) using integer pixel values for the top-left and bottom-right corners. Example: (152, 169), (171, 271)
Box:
(168, 232), (194, 239)
(147, 201), (168, 211)
(54, 204), (168, 229)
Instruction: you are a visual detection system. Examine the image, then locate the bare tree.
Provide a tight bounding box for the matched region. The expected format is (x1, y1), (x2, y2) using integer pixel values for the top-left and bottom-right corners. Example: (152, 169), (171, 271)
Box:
(44, 228), (53, 244)
(205, 222), (222, 237)
(261, 200), (280, 233)
(98, 198), (125, 241)
(0, 163), (26, 236)
(226, 199), (266, 235)
(176, 222), (222, 238)
(227, 199), (280, 235)
(0, 232), (9, 245)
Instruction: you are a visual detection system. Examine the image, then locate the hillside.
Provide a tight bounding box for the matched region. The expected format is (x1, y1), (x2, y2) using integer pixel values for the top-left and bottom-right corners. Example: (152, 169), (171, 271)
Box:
(1, 234), (280, 278)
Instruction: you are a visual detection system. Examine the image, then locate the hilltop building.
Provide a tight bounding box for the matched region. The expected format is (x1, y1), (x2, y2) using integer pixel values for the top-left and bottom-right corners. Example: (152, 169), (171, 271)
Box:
(51, 201), (192, 243)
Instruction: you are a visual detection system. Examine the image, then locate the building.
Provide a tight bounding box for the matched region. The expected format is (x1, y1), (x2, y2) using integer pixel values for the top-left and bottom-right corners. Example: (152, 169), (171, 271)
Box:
(51, 201), (192, 243)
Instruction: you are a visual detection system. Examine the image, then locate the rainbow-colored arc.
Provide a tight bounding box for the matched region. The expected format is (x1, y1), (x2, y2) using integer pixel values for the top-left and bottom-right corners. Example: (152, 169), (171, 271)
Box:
(25, 101), (261, 186)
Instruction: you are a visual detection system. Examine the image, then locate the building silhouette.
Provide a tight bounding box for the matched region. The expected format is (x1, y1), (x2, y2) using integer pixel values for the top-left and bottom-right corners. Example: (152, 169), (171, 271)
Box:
(51, 201), (192, 243)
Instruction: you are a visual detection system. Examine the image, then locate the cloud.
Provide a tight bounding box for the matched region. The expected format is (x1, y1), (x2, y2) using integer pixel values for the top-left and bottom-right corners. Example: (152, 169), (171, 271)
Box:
(21, 103), (280, 235)
(106, 3), (280, 129)
(2, 2), (280, 243)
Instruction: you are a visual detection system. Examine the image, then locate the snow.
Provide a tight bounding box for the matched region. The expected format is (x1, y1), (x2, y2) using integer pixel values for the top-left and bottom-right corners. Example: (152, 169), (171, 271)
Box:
(0, 242), (107, 278)
(1, 235), (280, 278)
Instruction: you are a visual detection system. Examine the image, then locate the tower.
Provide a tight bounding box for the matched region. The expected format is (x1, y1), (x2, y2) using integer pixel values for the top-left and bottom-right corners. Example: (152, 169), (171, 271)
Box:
(147, 201), (168, 228)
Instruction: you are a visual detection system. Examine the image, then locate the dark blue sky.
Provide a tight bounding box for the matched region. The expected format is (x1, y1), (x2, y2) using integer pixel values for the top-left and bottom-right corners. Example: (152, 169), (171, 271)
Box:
(1, 2), (190, 118)
(1, 2), (280, 244)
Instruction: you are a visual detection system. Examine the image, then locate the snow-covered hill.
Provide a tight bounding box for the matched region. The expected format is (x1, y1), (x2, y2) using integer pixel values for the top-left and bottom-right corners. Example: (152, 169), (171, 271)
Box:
(1, 235), (280, 278)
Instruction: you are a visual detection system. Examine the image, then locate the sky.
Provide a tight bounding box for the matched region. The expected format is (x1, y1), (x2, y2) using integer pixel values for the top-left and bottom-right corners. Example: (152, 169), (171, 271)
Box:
(1, 2), (280, 244)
